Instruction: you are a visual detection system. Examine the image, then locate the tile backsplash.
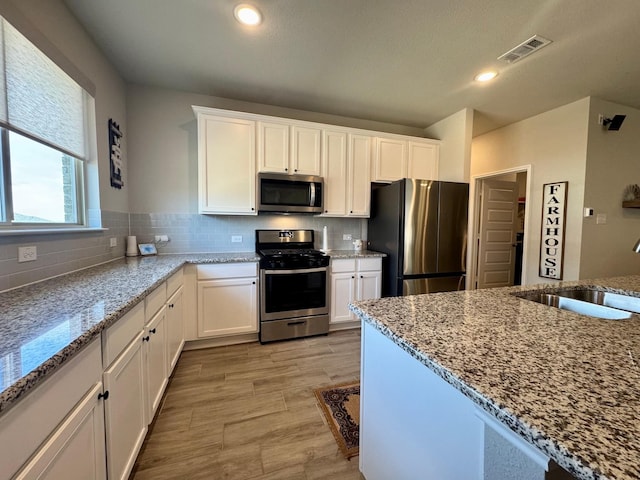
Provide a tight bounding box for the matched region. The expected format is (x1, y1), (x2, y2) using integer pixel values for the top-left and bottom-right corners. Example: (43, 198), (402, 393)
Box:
(0, 211), (129, 292)
(0, 212), (367, 291)
(129, 213), (367, 253)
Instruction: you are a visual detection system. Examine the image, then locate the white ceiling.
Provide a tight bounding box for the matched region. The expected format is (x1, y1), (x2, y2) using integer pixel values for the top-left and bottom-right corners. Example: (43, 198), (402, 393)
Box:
(63, 0), (640, 136)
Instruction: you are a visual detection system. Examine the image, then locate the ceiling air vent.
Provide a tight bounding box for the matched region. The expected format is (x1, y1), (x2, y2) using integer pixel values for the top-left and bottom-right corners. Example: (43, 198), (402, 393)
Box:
(498, 35), (552, 64)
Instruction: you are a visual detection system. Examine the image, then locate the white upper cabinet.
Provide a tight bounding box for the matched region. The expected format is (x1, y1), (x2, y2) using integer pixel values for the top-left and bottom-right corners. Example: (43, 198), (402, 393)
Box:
(372, 135), (440, 182)
(322, 131), (372, 217)
(195, 109), (256, 215)
(258, 122), (321, 176)
(407, 141), (439, 180)
(194, 106), (439, 216)
(257, 121), (289, 173)
(291, 125), (321, 175)
(322, 130), (348, 216)
(373, 137), (406, 182)
(348, 134), (372, 217)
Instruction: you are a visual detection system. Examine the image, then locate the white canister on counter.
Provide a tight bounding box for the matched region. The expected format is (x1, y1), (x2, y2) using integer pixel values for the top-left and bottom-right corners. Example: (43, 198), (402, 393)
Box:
(126, 236), (138, 256)
(353, 239), (363, 251)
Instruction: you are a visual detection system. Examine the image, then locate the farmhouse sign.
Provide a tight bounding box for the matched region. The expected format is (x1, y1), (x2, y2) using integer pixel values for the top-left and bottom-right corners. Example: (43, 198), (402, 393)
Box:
(539, 181), (567, 279)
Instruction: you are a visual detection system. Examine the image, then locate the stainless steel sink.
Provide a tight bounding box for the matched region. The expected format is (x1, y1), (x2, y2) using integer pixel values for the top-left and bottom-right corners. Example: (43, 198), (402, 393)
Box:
(515, 288), (639, 320)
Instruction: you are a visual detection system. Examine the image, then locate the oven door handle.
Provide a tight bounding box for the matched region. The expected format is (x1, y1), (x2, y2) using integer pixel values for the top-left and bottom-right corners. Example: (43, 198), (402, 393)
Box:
(263, 267), (328, 275)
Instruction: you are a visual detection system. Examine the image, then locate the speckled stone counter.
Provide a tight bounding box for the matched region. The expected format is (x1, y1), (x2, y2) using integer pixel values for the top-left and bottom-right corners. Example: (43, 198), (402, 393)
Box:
(350, 276), (640, 480)
(0, 253), (259, 416)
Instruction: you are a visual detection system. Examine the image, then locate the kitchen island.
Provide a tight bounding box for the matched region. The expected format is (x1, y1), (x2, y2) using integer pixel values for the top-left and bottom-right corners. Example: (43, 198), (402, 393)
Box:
(350, 276), (640, 480)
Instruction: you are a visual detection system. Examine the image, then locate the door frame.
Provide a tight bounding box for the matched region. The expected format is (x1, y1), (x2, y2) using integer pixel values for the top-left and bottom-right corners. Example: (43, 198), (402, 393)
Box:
(467, 165), (532, 289)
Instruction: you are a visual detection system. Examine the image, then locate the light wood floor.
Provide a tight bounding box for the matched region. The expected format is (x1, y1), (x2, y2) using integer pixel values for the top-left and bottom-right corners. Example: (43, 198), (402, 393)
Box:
(131, 329), (364, 480)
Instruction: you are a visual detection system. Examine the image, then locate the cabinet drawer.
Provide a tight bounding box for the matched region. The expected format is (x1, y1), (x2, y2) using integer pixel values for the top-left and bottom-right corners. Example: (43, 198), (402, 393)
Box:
(197, 263), (257, 280)
(145, 283), (167, 321)
(357, 257), (382, 272)
(102, 302), (145, 368)
(331, 259), (356, 273)
(166, 268), (184, 297)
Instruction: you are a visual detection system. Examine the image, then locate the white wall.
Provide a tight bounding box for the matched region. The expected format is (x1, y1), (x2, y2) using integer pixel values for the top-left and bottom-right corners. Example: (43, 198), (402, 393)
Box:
(471, 98), (590, 284)
(126, 84), (427, 214)
(424, 108), (473, 182)
(579, 98), (640, 278)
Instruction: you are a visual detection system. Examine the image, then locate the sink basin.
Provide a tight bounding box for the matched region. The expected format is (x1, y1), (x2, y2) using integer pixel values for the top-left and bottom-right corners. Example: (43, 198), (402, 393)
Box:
(552, 288), (640, 313)
(515, 288), (639, 320)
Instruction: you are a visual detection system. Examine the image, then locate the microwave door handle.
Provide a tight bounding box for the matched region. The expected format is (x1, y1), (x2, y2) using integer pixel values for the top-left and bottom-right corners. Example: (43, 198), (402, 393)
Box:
(309, 182), (316, 207)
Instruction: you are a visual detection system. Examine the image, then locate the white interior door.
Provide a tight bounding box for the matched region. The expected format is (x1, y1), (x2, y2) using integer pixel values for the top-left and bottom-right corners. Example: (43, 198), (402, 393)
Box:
(476, 180), (518, 289)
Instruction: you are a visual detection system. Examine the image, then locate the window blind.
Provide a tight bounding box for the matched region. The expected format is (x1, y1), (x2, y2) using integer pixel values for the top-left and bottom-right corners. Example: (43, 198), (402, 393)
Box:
(0, 18), (88, 160)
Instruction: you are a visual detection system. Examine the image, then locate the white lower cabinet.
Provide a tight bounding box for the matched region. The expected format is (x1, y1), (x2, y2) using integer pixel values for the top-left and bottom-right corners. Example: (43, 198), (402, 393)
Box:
(197, 263), (258, 337)
(330, 257), (382, 324)
(6, 272), (186, 480)
(15, 382), (107, 480)
(166, 285), (184, 375)
(103, 331), (147, 480)
(144, 306), (168, 424)
(3, 339), (105, 480)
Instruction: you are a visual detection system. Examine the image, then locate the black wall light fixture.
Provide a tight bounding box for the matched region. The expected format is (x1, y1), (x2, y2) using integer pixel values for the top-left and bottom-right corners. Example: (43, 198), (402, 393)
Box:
(600, 114), (626, 131)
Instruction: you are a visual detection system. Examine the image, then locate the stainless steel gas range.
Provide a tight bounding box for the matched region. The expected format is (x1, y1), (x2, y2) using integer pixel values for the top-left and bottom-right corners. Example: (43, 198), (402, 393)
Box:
(256, 229), (330, 343)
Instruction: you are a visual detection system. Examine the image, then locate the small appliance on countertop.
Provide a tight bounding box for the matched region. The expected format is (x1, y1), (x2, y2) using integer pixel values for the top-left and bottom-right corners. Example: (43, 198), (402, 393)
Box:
(256, 229), (330, 343)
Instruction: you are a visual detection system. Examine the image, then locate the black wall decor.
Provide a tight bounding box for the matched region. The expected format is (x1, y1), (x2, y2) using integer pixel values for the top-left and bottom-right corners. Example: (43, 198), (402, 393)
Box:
(109, 119), (124, 189)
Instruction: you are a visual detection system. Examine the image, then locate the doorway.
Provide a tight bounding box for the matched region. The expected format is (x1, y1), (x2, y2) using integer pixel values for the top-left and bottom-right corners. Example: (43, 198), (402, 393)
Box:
(468, 166), (531, 290)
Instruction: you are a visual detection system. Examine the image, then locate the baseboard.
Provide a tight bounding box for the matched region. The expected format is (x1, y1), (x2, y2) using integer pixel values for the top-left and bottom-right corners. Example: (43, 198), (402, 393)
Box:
(183, 333), (259, 350)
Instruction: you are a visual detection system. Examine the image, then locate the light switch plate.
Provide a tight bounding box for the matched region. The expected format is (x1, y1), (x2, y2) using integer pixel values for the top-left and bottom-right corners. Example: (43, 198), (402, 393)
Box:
(231, 235), (242, 243)
(596, 213), (607, 224)
(109, 237), (117, 247)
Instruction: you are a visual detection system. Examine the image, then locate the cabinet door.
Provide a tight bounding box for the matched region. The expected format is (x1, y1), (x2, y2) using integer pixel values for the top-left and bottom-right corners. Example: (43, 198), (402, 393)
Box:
(103, 332), (147, 480)
(166, 286), (184, 376)
(373, 137), (406, 182)
(331, 271), (356, 323)
(14, 383), (106, 480)
(198, 277), (258, 337)
(198, 115), (256, 214)
(407, 141), (439, 180)
(322, 130), (348, 216)
(357, 270), (382, 302)
(348, 134), (372, 217)
(145, 307), (168, 424)
(291, 125), (321, 175)
(257, 121), (289, 173)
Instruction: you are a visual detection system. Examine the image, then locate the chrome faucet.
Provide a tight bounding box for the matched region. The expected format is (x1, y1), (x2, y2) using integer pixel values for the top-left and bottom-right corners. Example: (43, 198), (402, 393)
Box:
(633, 239), (640, 253)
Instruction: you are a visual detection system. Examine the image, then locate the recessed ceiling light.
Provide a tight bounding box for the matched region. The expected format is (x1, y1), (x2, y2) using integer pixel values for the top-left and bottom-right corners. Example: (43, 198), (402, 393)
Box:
(474, 71), (498, 82)
(234, 4), (262, 26)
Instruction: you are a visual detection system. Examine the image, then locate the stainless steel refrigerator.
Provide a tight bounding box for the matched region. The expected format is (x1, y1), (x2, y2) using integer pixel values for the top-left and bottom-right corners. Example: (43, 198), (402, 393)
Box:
(368, 179), (469, 296)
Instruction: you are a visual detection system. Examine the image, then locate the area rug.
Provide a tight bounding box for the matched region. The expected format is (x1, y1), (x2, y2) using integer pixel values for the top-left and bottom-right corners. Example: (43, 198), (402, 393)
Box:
(314, 382), (360, 459)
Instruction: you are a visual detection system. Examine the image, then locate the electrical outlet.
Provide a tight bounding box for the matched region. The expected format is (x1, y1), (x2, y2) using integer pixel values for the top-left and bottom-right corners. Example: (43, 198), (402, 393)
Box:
(231, 235), (242, 243)
(596, 213), (607, 225)
(343, 234), (352, 241)
(154, 235), (170, 243)
(109, 237), (117, 247)
(18, 246), (37, 263)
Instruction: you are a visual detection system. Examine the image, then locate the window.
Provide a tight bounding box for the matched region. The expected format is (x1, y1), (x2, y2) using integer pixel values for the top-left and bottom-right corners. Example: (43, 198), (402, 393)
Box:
(0, 16), (93, 228)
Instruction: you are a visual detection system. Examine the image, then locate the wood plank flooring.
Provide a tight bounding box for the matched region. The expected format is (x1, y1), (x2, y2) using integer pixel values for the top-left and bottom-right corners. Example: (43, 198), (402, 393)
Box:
(131, 329), (364, 480)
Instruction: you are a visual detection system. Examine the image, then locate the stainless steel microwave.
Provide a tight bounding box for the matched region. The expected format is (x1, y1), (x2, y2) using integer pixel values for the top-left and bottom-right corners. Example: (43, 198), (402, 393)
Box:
(258, 173), (323, 214)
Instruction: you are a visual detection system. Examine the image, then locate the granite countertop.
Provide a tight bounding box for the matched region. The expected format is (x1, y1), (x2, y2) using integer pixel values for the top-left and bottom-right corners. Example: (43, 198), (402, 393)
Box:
(350, 276), (640, 480)
(0, 248), (382, 417)
(0, 252), (260, 416)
